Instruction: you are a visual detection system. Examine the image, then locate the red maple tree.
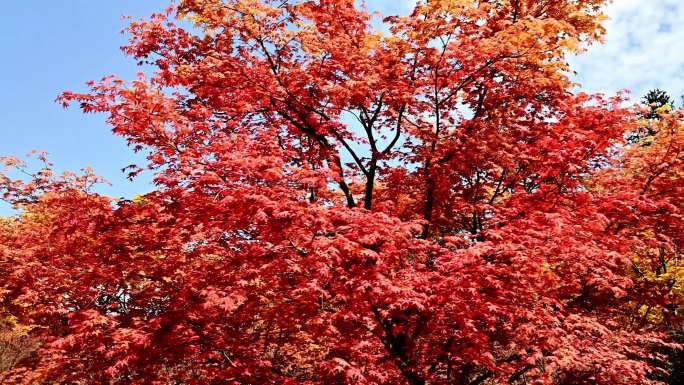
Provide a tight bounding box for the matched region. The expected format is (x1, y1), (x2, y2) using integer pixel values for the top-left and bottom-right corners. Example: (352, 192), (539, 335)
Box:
(1, 0), (683, 384)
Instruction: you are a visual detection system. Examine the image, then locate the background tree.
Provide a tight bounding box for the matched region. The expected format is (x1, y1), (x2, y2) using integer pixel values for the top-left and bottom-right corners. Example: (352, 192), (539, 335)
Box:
(0, 314), (38, 382)
(629, 89), (675, 143)
(603, 110), (684, 384)
(643, 89), (675, 120)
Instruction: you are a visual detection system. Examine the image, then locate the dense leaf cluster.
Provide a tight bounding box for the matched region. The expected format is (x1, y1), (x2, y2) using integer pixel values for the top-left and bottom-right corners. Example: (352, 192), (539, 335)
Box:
(1, 1), (683, 384)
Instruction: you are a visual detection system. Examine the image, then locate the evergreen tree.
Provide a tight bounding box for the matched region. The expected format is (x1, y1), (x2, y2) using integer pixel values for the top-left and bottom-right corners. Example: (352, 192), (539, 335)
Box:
(628, 89), (674, 143)
(643, 89), (674, 120)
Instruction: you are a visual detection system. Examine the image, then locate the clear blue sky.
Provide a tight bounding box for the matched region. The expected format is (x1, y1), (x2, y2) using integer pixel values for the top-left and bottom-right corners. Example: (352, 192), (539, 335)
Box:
(2, 1), (682, 215)
(0, 1), (168, 213)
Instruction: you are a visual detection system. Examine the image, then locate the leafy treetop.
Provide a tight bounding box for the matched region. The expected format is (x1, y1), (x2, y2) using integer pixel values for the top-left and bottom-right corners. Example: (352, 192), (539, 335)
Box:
(1, 1), (683, 384)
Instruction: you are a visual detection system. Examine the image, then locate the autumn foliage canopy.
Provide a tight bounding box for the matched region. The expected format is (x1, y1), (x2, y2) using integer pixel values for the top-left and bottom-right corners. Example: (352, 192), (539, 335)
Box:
(1, 0), (684, 384)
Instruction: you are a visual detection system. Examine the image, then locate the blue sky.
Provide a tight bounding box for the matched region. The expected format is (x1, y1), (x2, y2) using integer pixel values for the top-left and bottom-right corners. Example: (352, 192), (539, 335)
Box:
(569, 0), (684, 99)
(0, 1), (168, 213)
(1, 1), (683, 214)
